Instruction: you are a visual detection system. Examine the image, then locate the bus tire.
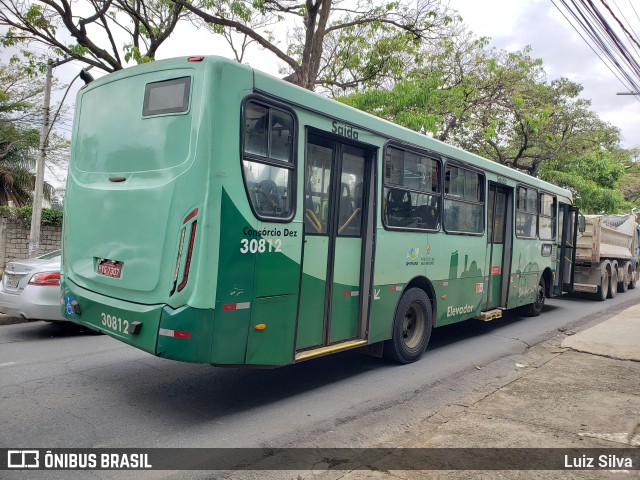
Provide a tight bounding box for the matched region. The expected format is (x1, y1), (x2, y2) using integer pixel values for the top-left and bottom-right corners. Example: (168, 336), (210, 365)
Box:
(608, 269), (617, 299)
(384, 288), (433, 364)
(596, 271), (609, 301)
(524, 277), (545, 317)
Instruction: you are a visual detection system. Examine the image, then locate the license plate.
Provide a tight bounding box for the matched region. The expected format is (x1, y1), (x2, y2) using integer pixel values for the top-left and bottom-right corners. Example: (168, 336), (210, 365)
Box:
(5, 275), (19, 288)
(97, 260), (122, 278)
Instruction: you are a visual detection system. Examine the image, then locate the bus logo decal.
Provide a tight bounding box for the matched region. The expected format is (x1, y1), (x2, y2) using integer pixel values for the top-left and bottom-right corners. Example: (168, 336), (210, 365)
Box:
(407, 247), (420, 265)
(447, 304), (475, 317)
(331, 120), (359, 140)
(343, 291), (359, 297)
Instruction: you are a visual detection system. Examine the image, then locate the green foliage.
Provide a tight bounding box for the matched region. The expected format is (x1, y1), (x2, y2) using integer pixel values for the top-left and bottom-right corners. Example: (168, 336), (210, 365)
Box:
(340, 28), (631, 214)
(0, 206), (63, 227)
(0, 62), (55, 206)
(541, 170), (628, 214)
(123, 45), (154, 64)
(0, 0), (187, 73)
(619, 148), (640, 209)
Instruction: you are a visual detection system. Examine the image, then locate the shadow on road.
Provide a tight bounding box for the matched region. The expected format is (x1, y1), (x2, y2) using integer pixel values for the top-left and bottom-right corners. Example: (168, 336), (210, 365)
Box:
(114, 306), (558, 426)
(4, 319), (102, 339)
(3, 289), (635, 432)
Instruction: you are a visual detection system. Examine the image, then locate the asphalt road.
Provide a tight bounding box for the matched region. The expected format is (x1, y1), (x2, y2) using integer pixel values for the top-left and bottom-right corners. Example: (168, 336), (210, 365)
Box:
(1, 289), (639, 478)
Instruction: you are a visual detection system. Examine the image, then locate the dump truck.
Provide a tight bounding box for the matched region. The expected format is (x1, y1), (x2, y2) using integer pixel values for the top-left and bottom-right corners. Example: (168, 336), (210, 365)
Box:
(574, 214), (640, 300)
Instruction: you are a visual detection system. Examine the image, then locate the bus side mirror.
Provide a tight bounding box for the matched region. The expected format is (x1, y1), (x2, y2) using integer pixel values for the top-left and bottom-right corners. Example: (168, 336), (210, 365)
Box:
(578, 214), (586, 233)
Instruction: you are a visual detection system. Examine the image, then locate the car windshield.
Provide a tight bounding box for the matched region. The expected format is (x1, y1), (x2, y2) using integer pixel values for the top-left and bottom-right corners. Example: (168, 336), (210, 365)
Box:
(38, 250), (61, 260)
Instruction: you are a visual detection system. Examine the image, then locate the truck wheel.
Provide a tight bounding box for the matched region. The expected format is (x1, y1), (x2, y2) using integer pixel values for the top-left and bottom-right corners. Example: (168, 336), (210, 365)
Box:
(597, 271), (609, 301)
(384, 288), (433, 364)
(630, 269), (637, 289)
(524, 277), (545, 317)
(607, 269), (617, 299)
(618, 268), (629, 293)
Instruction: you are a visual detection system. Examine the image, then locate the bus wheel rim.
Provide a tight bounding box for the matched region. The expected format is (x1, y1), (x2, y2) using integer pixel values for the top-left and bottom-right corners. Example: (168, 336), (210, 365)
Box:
(402, 303), (425, 349)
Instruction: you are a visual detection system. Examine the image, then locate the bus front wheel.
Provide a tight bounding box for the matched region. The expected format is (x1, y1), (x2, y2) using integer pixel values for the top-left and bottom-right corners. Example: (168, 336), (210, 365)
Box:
(524, 277), (545, 317)
(384, 288), (433, 364)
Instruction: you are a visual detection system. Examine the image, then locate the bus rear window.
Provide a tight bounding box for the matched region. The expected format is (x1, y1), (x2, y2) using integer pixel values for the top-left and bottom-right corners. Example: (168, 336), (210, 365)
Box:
(143, 77), (191, 116)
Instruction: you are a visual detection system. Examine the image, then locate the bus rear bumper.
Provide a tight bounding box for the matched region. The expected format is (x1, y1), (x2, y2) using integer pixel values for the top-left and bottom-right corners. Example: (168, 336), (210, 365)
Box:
(61, 280), (213, 363)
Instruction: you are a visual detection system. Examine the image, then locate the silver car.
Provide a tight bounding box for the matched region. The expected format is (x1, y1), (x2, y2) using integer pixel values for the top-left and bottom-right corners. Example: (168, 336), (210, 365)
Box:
(0, 250), (65, 321)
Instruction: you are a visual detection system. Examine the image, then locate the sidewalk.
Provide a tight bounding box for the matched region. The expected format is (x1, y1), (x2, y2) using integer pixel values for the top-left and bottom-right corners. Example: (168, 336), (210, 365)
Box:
(313, 304), (640, 479)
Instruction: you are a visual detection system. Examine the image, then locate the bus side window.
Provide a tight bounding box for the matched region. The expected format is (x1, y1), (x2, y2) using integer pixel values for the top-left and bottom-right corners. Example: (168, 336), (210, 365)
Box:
(241, 99), (296, 221)
(443, 165), (484, 234)
(244, 104), (268, 157)
(386, 188), (415, 227)
(516, 185), (537, 238)
(270, 110), (293, 162)
(383, 145), (441, 231)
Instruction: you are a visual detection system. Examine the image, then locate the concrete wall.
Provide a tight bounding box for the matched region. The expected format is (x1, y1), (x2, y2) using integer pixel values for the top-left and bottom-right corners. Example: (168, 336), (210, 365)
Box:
(0, 217), (62, 274)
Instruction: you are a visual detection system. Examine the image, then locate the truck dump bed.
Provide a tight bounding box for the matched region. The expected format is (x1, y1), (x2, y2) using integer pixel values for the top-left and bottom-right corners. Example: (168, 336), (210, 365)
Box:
(576, 214), (636, 263)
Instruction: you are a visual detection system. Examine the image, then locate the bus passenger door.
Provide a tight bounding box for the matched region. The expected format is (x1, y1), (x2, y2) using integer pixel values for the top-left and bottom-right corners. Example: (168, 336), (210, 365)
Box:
(296, 132), (374, 354)
(556, 204), (578, 294)
(485, 183), (513, 310)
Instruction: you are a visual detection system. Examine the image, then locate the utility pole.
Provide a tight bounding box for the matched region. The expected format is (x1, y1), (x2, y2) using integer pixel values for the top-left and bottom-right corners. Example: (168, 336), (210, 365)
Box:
(28, 57), (72, 258)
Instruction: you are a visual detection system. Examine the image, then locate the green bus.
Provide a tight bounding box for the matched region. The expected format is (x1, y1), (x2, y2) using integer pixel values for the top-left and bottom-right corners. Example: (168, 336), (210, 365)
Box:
(61, 56), (579, 366)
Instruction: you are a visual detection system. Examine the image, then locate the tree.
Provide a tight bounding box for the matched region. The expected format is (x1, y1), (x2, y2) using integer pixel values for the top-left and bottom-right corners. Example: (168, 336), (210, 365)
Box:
(342, 39), (621, 177)
(340, 31), (630, 212)
(540, 148), (629, 213)
(0, 61), (56, 205)
(1, 0), (457, 91)
(173, 0), (458, 91)
(340, 32), (498, 137)
(0, 0), (189, 72)
(618, 147), (640, 209)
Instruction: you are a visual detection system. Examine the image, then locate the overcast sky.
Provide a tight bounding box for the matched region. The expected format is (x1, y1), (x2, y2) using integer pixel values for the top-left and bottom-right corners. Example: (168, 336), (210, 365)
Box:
(8, 0), (640, 163)
(152, 0), (640, 148)
(447, 0), (640, 149)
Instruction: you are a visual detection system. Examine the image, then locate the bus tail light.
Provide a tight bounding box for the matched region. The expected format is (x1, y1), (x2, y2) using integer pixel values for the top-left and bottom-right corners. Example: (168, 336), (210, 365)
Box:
(29, 272), (61, 286)
(171, 208), (199, 295)
(171, 227), (187, 293)
(177, 221), (197, 292)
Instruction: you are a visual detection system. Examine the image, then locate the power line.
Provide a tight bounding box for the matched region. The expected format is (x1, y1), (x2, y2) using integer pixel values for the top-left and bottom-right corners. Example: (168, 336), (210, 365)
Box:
(629, 0), (640, 25)
(552, 0), (640, 102)
(600, 0), (640, 54)
(551, 0), (640, 95)
(610, 0), (640, 56)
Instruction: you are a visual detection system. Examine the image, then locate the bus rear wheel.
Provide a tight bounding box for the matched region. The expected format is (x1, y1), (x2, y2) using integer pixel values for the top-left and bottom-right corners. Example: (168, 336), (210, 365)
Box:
(384, 288), (433, 364)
